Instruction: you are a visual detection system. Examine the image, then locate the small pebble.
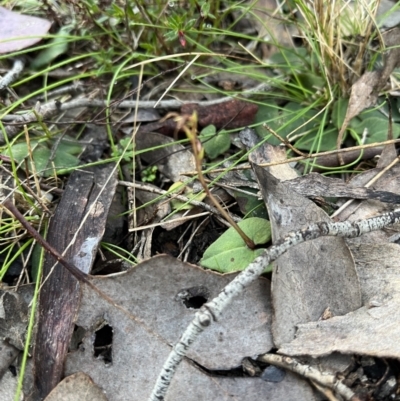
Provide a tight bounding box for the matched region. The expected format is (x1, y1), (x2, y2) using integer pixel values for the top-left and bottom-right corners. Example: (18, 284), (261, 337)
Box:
(261, 365), (286, 382)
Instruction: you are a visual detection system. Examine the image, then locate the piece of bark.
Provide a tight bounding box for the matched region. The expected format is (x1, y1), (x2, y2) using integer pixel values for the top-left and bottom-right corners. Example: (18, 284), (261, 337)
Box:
(305, 146), (382, 170)
(33, 164), (117, 400)
(241, 130), (361, 347)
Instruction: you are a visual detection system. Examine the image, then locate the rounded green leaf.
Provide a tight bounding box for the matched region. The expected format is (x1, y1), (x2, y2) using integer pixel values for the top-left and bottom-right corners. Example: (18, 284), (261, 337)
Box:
(350, 116), (400, 143)
(3, 138), (81, 177)
(200, 217), (271, 273)
(200, 125), (231, 159)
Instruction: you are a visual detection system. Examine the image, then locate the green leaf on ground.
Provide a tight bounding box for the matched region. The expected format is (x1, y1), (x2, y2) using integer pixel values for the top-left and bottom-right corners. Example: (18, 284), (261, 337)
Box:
(200, 217), (271, 273)
(31, 26), (72, 69)
(231, 188), (268, 219)
(199, 125), (231, 159)
(3, 138), (82, 177)
(350, 115), (400, 143)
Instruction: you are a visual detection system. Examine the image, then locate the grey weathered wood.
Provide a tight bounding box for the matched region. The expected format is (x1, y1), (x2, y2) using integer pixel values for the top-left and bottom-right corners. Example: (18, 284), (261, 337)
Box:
(34, 164), (117, 399)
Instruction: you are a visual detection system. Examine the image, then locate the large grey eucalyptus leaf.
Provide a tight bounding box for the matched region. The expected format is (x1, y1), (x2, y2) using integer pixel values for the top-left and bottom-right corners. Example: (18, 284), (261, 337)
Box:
(245, 137), (361, 347)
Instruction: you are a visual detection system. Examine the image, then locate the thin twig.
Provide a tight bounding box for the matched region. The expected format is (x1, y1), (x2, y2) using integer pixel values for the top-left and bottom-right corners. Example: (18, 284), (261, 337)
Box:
(263, 123), (307, 157)
(0, 81), (270, 142)
(149, 207), (400, 400)
(258, 354), (355, 401)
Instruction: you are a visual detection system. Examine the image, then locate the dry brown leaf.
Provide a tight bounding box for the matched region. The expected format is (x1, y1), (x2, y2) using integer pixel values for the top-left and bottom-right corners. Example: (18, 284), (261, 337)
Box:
(285, 173), (400, 204)
(278, 241), (400, 359)
(181, 99), (258, 130)
(279, 292), (400, 359)
(351, 242), (400, 304)
(337, 163), (400, 243)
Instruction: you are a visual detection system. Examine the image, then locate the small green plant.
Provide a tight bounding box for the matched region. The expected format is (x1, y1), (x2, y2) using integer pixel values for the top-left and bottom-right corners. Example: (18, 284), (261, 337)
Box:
(199, 124), (231, 159)
(2, 137), (83, 177)
(141, 165), (158, 183)
(200, 217), (272, 273)
(111, 137), (134, 162)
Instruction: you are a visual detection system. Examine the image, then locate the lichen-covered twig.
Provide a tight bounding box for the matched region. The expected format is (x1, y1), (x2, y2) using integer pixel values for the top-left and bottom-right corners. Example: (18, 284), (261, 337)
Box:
(258, 354), (355, 400)
(149, 208), (400, 401)
(0, 58), (25, 91)
(0, 81), (270, 143)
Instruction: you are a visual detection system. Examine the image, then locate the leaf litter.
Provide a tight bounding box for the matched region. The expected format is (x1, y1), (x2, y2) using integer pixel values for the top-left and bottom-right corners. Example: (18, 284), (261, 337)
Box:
(64, 256), (317, 401)
(278, 141), (400, 362)
(3, 2), (400, 401)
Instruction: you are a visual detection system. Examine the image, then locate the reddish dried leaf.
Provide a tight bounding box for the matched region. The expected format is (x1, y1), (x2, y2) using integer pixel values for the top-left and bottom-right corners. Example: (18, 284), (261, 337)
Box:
(138, 100), (258, 137)
(181, 100), (258, 129)
(0, 7), (51, 54)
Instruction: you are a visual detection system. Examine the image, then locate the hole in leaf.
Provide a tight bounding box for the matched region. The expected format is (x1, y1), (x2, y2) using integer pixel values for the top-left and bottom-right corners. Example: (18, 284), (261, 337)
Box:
(175, 286), (209, 309)
(93, 324), (113, 365)
(9, 365), (17, 377)
(69, 325), (86, 351)
(184, 295), (207, 309)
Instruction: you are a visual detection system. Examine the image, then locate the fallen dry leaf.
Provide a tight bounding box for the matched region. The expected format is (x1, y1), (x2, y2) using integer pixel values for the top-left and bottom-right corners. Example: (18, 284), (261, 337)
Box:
(278, 241), (400, 359)
(61, 255), (318, 400)
(337, 27), (400, 154)
(0, 7), (52, 54)
(336, 163), (400, 243)
(279, 292), (400, 359)
(245, 137), (361, 347)
(44, 372), (108, 401)
(285, 172), (400, 204)
(351, 242), (400, 304)
(181, 99), (258, 129)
